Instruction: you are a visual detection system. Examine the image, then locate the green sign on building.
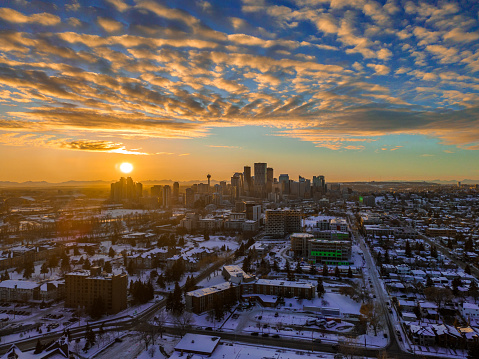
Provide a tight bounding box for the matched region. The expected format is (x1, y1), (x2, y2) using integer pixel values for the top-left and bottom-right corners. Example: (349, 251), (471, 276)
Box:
(310, 250), (342, 258)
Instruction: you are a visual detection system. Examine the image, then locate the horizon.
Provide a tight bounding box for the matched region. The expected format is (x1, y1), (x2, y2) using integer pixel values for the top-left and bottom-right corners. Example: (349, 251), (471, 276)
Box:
(1, 1), (479, 182)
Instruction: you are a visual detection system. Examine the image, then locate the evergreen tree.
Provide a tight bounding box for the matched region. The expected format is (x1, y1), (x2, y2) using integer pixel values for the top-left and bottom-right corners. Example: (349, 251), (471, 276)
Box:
(316, 277), (325, 297)
(465, 264), (472, 275)
(335, 266), (341, 278)
(104, 261), (112, 273)
(23, 261), (34, 279)
(322, 263), (328, 276)
(34, 339), (43, 354)
(295, 261), (302, 274)
(82, 258), (91, 270)
(347, 266), (353, 278)
(426, 275), (434, 288)
(309, 265), (317, 275)
(40, 262), (49, 279)
(157, 274), (166, 289)
(405, 240), (412, 257)
(108, 247), (116, 258)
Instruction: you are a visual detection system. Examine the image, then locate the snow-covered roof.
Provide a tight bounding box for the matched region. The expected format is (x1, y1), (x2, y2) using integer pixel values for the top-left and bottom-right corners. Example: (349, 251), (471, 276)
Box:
(0, 280), (39, 290)
(174, 333), (220, 355)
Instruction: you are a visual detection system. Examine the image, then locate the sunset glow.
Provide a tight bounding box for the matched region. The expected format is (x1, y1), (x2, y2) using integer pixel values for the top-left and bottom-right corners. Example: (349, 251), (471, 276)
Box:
(119, 162), (133, 174)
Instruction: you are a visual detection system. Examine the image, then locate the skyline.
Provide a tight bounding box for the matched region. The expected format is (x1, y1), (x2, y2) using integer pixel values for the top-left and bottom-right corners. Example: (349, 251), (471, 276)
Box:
(1, 0), (479, 182)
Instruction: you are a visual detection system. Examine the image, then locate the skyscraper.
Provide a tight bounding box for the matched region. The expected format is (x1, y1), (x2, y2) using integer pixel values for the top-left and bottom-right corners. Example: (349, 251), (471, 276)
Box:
(266, 167), (274, 195)
(243, 166), (252, 195)
(279, 174), (289, 194)
(254, 162), (267, 197)
(173, 181), (179, 204)
(162, 185), (171, 208)
(110, 177), (142, 202)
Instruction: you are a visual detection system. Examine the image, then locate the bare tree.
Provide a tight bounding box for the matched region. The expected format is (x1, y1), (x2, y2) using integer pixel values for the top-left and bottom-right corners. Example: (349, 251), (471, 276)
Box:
(152, 310), (168, 339)
(172, 311), (193, 336)
(137, 323), (156, 351)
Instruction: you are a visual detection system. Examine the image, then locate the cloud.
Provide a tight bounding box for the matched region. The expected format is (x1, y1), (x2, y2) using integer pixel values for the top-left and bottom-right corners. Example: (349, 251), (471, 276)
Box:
(208, 145), (240, 149)
(0, 8), (60, 26)
(0, 134), (152, 154)
(367, 64), (390, 75)
(97, 17), (123, 33)
(443, 28), (479, 43)
(105, 0), (129, 12)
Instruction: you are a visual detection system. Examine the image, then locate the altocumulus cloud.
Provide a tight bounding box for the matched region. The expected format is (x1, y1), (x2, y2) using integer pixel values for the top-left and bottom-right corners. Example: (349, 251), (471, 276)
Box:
(0, 0), (477, 152)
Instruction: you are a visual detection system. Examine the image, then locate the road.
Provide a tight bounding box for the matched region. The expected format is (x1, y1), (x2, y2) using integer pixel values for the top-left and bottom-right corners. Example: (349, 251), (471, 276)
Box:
(347, 214), (403, 356)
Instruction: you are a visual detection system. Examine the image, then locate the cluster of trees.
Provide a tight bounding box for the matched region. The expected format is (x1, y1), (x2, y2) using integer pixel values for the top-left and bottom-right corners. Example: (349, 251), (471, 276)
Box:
(166, 282), (184, 316)
(130, 279), (154, 305)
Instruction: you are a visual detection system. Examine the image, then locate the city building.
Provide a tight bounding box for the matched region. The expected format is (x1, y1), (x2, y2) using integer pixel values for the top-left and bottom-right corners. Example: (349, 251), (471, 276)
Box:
(265, 209), (302, 237)
(254, 162), (267, 197)
(290, 233), (352, 265)
(110, 177), (142, 202)
(162, 185), (171, 208)
(65, 267), (127, 315)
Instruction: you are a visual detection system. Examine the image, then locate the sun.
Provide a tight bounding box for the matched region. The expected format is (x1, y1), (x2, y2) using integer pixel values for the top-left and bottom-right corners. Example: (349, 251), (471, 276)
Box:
(119, 162), (133, 174)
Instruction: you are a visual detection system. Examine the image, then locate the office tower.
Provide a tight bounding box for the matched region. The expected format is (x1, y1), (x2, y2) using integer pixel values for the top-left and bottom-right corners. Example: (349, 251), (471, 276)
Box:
(185, 188), (195, 207)
(266, 167), (273, 194)
(243, 166), (252, 194)
(173, 182), (179, 204)
(279, 174), (289, 194)
(313, 175), (326, 194)
(110, 177), (142, 202)
(254, 162), (267, 198)
(231, 173), (243, 199)
(65, 267), (127, 314)
(150, 185), (163, 197)
(162, 185), (171, 208)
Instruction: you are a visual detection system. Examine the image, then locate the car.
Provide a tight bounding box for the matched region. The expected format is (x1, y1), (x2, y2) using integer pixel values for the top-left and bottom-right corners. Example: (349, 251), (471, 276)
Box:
(272, 334), (280, 338)
(114, 337), (123, 343)
(274, 312), (279, 317)
(262, 333), (269, 337)
(205, 327), (213, 331)
(313, 339), (322, 343)
(251, 332), (259, 336)
(257, 315), (262, 320)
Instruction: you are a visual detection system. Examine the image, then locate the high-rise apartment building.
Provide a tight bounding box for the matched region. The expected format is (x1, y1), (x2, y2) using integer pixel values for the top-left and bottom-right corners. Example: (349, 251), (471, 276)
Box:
(265, 209), (302, 237)
(278, 174), (289, 194)
(110, 177), (142, 202)
(65, 268), (127, 314)
(185, 188), (195, 207)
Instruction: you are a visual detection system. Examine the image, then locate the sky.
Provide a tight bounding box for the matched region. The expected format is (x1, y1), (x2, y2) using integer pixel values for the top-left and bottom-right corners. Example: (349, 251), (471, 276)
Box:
(0, 0), (479, 183)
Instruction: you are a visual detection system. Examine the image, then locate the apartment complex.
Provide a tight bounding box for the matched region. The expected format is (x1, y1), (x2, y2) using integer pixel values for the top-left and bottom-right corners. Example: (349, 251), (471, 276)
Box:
(265, 209), (302, 237)
(65, 267), (127, 314)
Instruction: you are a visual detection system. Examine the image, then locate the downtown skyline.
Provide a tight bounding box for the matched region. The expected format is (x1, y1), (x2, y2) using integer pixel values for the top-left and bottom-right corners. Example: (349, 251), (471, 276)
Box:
(0, 0), (479, 182)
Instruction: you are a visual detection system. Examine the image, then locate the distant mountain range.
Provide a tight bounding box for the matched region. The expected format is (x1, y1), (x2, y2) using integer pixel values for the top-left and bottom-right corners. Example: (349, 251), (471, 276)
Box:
(0, 178), (478, 188)
(0, 179), (223, 188)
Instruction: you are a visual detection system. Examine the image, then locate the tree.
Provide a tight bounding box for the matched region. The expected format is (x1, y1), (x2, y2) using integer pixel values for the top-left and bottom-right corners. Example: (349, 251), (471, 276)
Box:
(465, 264), (472, 275)
(405, 240), (412, 257)
(82, 258), (91, 270)
(173, 311), (193, 336)
(469, 280), (479, 303)
(34, 339), (43, 354)
(424, 287), (453, 308)
(360, 302), (382, 336)
(335, 266), (341, 279)
(108, 247), (116, 258)
(426, 275), (434, 288)
(452, 277), (462, 295)
(60, 256), (71, 272)
(23, 261), (34, 279)
(467, 340), (479, 359)
(347, 266), (353, 278)
(40, 262), (49, 279)
(295, 261), (302, 274)
(166, 281), (184, 316)
(48, 255), (59, 274)
(309, 265), (317, 275)
(317, 277), (325, 297)
(322, 263), (328, 276)
(153, 311), (168, 339)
